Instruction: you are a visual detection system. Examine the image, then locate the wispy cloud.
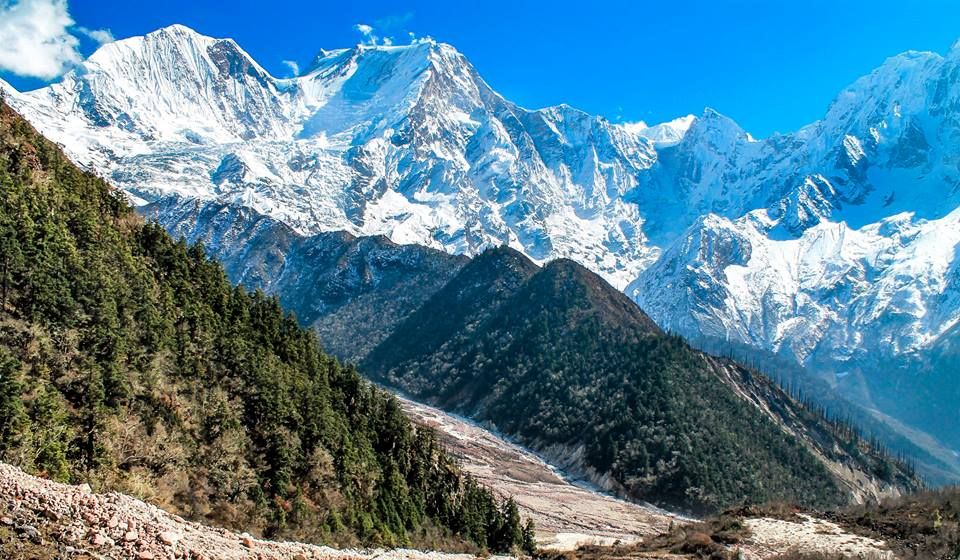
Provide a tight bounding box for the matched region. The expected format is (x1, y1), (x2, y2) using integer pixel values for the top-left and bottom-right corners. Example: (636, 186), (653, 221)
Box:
(354, 23), (385, 46)
(354, 15), (416, 47)
(77, 25), (114, 45)
(0, 0), (112, 80)
(354, 23), (374, 39)
(281, 59), (299, 77)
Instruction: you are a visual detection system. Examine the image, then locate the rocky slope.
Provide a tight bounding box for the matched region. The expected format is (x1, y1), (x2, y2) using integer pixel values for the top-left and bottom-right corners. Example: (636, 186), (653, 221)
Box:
(140, 197), (466, 362)
(0, 462), (501, 560)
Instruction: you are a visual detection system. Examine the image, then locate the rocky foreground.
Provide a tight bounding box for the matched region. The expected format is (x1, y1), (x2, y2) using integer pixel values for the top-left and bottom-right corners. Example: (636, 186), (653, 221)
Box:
(0, 459), (901, 560)
(0, 462), (502, 560)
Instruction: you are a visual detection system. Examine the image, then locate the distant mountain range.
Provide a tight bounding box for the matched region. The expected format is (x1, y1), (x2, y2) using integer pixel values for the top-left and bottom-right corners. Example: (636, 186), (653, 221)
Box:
(2, 25), (958, 480)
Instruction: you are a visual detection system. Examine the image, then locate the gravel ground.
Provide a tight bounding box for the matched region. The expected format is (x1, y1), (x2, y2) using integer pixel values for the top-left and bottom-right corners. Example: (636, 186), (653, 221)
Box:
(742, 514), (892, 559)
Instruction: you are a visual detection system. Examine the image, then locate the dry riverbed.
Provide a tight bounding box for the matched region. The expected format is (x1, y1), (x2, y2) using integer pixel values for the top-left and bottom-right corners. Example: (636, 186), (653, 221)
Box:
(398, 397), (680, 550)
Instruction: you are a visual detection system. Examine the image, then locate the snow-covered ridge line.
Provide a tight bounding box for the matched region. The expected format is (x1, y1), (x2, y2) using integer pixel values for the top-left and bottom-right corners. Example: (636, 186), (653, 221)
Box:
(1, 23), (664, 288)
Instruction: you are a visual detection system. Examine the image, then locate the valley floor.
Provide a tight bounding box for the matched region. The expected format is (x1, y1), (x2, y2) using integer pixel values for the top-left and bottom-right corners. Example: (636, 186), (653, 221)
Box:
(397, 397), (677, 550)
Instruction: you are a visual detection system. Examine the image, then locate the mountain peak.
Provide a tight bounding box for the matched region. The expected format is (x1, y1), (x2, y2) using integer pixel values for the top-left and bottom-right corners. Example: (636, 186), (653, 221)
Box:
(678, 107), (752, 148)
(87, 22), (239, 68)
(535, 258), (664, 334)
(147, 23), (206, 37)
(698, 107), (743, 128)
(623, 114), (696, 147)
(468, 245), (540, 281)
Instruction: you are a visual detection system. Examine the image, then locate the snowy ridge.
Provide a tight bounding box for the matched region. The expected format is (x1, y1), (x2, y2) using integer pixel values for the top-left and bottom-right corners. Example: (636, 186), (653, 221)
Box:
(631, 207), (960, 367)
(2, 25), (659, 289)
(4, 25), (960, 434)
(628, 44), (960, 376)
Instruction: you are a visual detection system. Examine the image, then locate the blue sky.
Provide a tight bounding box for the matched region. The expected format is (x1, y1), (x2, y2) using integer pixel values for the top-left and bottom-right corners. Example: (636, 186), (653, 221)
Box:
(2, 0), (960, 137)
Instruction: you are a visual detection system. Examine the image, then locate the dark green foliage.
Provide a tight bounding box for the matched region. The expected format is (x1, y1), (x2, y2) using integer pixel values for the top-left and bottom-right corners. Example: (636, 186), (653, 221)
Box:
(141, 199), (469, 364)
(0, 349), (26, 451)
(521, 518), (537, 555)
(365, 250), (913, 515)
(0, 100), (526, 551)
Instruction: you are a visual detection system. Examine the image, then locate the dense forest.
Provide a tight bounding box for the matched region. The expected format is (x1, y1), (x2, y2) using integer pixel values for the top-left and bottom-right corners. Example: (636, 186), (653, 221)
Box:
(364, 248), (918, 515)
(0, 98), (534, 553)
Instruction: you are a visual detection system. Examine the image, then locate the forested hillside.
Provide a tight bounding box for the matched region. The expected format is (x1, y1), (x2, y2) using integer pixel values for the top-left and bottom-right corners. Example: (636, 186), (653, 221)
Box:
(0, 98), (532, 553)
(141, 197), (468, 362)
(364, 248), (919, 515)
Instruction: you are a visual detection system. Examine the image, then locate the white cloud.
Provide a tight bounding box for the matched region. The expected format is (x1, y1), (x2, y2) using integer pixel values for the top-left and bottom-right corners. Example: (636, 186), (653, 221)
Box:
(0, 0), (80, 79)
(281, 59), (299, 77)
(77, 25), (114, 45)
(0, 0), (113, 80)
(354, 23), (374, 37)
(353, 23), (396, 47)
(410, 35), (435, 45)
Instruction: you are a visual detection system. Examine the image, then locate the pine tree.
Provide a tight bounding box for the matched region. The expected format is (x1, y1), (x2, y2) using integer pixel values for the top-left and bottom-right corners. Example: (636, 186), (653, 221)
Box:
(0, 97), (515, 550)
(521, 518), (537, 556)
(0, 349), (26, 453)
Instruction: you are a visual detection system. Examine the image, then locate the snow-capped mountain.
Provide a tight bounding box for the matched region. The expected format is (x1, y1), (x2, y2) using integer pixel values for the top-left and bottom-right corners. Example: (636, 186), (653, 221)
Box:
(630, 46), (960, 373)
(1, 24), (658, 288)
(3, 25), (959, 448)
